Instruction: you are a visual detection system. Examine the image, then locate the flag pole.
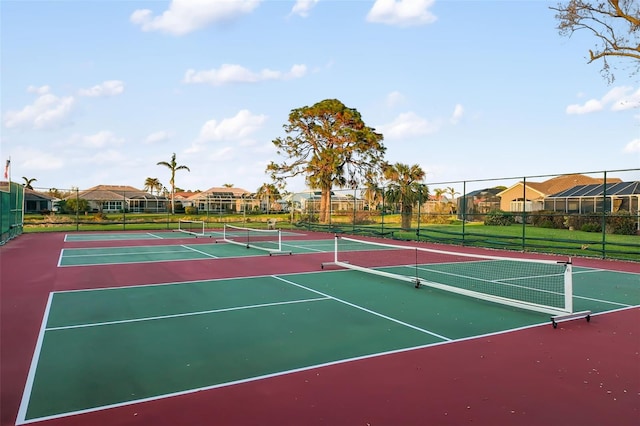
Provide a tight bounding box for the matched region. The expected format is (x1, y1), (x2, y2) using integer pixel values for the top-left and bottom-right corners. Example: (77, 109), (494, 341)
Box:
(4, 157), (10, 182)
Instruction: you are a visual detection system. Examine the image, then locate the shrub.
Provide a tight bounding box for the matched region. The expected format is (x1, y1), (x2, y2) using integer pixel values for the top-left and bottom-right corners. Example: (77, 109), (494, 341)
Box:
(606, 210), (636, 235)
(93, 212), (108, 221)
(580, 223), (601, 233)
(184, 206), (198, 215)
(484, 210), (514, 226)
(352, 211), (375, 225)
(531, 210), (565, 229)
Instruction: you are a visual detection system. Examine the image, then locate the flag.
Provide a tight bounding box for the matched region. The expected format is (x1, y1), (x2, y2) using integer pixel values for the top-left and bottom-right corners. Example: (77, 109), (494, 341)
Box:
(3, 159), (9, 180)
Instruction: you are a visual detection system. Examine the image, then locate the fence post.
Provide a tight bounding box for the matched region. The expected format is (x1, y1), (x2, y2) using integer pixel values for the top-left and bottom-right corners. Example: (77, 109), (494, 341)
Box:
(522, 176), (527, 252)
(601, 170), (607, 259)
(75, 188), (79, 232)
(381, 189), (385, 236)
(352, 187), (356, 232)
(123, 190), (126, 230)
(461, 181), (466, 245)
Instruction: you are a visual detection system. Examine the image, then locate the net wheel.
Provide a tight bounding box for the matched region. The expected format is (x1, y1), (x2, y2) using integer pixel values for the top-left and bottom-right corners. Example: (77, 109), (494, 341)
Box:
(586, 315), (591, 322)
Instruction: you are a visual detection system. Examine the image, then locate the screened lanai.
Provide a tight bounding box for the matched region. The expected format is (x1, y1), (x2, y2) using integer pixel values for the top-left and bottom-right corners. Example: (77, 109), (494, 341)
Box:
(543, 181), (639, 214)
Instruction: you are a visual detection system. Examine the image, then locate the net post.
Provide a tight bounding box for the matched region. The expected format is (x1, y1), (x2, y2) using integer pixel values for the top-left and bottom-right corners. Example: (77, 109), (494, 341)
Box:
(564, 257), (573, 313)
(278, 229), (282, 252)
(334, 234), (338, 263)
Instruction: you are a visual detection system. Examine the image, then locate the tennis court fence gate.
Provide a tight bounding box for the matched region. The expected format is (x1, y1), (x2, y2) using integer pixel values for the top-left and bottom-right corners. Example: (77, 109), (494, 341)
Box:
(1, 182), (24, 245)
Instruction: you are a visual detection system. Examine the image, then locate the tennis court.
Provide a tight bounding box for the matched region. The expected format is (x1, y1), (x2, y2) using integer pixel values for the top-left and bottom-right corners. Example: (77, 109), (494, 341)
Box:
(2, 229), (639, 426)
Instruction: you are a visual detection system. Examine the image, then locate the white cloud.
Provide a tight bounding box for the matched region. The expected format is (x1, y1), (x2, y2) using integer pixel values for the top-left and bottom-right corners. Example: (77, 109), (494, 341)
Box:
(198, 109), (267, 142)
(187, 110), (267, 153)
(378, 111), (440, 139)
(78, 80), (125, 97)
(608, 87), (640, 111)
(130, 0), (261, 35)
(567, 86), (640, 114)
(450, 104), (464, 124)
(386, 91), (405, 108)
(83, 149), (129, 165)
(623, 138), (640, 153)
(566, 99), (603, 115)
(3, 90), (75, 130)
(144, 130), (173, 144)
(68, 131), (125, 148)
(209, 146), (235, 162)
(366, 0), (437, 27)
(290, 0), (319, 18)
(27, 85), (51, 95)
(184, 64), (307, 86)
(16, 147), (64, 171)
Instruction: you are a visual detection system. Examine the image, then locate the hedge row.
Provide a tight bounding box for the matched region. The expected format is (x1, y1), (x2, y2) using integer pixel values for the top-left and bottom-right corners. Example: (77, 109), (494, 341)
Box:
(485, 210), (637, 235)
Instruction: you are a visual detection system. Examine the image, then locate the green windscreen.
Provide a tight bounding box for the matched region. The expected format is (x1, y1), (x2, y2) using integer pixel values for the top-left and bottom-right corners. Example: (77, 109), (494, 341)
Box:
(1, 182), (24, 245)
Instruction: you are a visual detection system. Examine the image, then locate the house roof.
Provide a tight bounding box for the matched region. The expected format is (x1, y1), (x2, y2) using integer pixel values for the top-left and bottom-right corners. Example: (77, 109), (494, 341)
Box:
(24, 188), (55, 201)
(463, 188), (502, 198)
(187, 187), (251, 200)
(547, 181), (640, 198)
(73, 185), (166, 201)
(497, 174), (622, 198)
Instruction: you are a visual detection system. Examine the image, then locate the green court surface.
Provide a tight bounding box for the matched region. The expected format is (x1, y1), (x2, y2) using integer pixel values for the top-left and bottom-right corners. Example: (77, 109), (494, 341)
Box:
(18, 266), (639, 423)
(63, 230), (305, 242)
(58, 239), (335, 266)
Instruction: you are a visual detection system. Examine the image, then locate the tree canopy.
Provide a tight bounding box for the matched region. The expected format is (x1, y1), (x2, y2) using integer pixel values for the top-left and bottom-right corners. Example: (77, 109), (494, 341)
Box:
(551, 0), (640, 82)
(383, 162), (427, 230)
(267, 99), (386, 223)
(22, 177), (37, 190)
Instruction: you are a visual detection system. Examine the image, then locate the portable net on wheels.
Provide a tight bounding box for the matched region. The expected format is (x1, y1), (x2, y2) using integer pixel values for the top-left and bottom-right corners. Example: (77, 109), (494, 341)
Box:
(222, 224), (291, 255)
(322, 236), (590, 327)
(177, 219), (206, 237)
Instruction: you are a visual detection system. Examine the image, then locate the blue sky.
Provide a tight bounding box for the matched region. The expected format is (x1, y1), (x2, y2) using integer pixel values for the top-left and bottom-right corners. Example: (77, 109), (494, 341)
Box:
(1, 0), (639, 194)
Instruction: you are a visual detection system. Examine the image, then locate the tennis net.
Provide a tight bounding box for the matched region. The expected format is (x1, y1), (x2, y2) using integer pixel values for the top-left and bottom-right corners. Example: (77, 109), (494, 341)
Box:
(324, 236), (581, 317)
(178, 219), (206, 237)
(223, 224), (289, 255)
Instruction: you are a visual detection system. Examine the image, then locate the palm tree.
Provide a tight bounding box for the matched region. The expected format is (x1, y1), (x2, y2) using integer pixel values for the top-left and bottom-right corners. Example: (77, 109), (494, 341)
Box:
(445, 186), (460, 214)
(383, 163), (427, 230)
(157, 153), (190, 214)
(222, 183), (234, 188)
(143, 177), (162, 195)
(256, 183), (280, 214)
(22, 177), (37, 190)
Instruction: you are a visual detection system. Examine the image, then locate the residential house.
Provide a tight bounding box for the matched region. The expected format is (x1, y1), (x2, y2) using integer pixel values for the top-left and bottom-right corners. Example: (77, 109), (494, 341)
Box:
(24, 189), (56, 213)
(186, 187), (255, 213)
(283, 190), (365, 214)
(496, 174), (622, 213)
(457, 188), (502, 219)
(72, 185), (168, 213)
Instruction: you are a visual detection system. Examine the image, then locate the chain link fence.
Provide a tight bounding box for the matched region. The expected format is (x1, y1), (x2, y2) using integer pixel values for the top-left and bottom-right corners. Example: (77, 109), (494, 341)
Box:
(16, 169), (640, 260)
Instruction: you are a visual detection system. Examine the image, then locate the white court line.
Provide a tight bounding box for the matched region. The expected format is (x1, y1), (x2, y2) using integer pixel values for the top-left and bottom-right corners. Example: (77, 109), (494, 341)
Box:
(62, 249), (189, 258)
(180, 245), (218, 258)
(282, 242), (328, 253)
(271, 275), (451, 342)
(16, 293), (54, 425)
(46, 297), (330, 331)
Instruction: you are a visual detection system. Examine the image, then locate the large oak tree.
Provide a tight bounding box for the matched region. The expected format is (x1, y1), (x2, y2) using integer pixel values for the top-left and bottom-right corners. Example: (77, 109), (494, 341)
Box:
(551, 0), (639, 82)
(267, 99), (386, 223)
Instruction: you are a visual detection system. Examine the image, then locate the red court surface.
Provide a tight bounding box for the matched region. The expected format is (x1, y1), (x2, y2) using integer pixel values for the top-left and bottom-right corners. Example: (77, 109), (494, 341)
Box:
(1, 232), (638, 426)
